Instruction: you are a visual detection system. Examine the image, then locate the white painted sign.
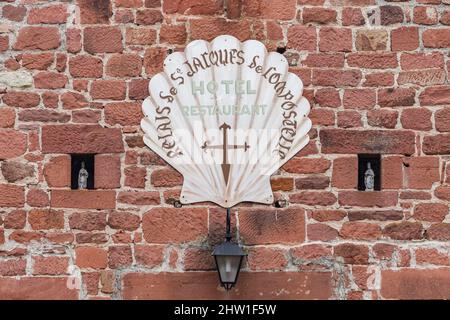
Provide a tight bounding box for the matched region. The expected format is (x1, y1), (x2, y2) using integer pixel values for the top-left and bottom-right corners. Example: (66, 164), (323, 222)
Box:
(141, 35), (312, 208)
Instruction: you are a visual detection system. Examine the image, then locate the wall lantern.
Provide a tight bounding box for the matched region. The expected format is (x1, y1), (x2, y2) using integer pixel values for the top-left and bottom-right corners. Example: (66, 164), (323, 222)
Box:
(212, 208), (246, 290)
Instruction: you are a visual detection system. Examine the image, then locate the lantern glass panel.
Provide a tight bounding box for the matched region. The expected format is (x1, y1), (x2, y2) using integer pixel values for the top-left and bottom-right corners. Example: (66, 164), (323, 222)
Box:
(215, 255), (242, 284)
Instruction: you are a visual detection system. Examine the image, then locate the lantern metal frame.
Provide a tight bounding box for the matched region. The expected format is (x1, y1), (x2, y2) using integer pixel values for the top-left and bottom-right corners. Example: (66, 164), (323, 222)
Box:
(212, 207), (247, 290)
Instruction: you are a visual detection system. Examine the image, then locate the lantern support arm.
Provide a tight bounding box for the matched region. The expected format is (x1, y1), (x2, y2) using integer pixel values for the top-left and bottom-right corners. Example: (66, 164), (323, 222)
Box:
(226, 207), (231, 242)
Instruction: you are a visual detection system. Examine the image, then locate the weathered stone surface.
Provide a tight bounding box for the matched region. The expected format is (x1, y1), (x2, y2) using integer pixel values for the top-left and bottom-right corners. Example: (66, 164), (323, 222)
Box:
(122, 272), (332, 299)
(77, 0), (112, 24)
(0, 108), (15, 128)
(0, 184), (25, 207)
(383, 222), (423, 240)
(42, 125), (124, 154)
(381, 269), (450, 299)
(50, 190), (116, 210)
(378, 88), (415, 107)
(94, 154), (121, 189)
(28, 209), (64, 230)
(398, 69), (445, 86)
(436, 109), (450, 132)
(320, 129), (415, 155)
(380, 5), (404, 25)
(68, 55), (103, 78)
(69, 212), (107, 231)
(108, 211), (140, 231)
(43, 156), (70, 187)
(239, 208), (305, 245)
(348, 210), (403, 221)
(3, 91), (40, 108)
(2, 5), (27, 22)
(339, 191), (398, 207)
(0, 71), (33, 88)
(423, 134), (450, 155)
(0, 130), (27, 159)
(334, 243), (369, 264)
(356, 30), (388, 51)
(142, 208), (207, 244)
(1, 161), (34, 182)
(13, 27), (60, 50)
(419, 86), (450, 106)
(19, 110), (70, 123)
(0, 277), (78, 299)
(84, 26), (123, 53)
(117, 191), (160, 205)
(104, 102), (143, 126)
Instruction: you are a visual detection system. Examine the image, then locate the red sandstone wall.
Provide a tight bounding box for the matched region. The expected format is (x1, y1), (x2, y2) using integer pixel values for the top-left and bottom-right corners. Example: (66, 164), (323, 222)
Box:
(0, 0), (449, 300)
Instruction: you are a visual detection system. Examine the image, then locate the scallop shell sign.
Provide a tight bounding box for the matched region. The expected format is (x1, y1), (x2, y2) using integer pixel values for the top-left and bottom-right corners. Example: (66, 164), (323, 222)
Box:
(141, 35), (312, 208)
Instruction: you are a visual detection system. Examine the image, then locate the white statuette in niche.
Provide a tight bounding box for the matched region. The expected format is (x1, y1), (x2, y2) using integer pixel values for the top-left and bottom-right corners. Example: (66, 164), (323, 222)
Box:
(364, 162), (375, 191)
(78, 161), (88, 190)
